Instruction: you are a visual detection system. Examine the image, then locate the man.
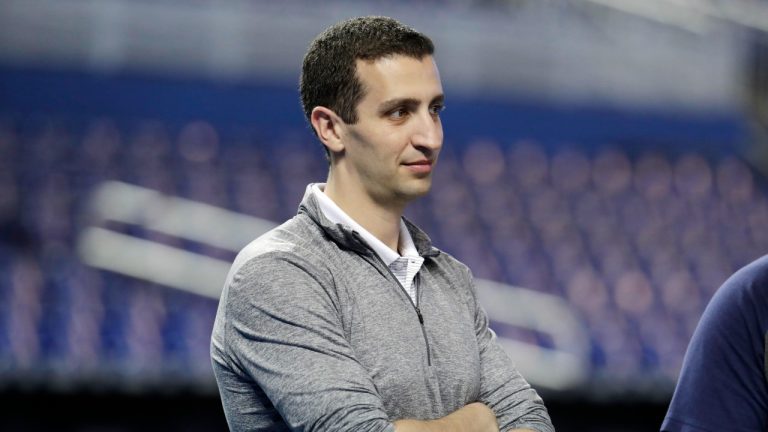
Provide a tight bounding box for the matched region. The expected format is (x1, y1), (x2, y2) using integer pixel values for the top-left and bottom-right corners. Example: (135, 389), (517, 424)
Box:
(211, 16), (553, 432)
(661, 254), (768, 431)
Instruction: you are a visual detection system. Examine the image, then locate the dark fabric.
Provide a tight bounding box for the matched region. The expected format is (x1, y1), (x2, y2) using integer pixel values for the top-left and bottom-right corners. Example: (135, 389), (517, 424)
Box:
(662, 254), (768, 432)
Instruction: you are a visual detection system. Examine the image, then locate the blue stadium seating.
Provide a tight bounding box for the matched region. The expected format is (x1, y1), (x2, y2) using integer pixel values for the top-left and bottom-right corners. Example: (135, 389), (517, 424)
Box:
(0, 113), (765, 396)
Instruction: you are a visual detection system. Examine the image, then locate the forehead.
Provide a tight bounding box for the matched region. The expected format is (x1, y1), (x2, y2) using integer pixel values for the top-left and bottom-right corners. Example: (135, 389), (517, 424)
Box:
(355, 55), (443, 103)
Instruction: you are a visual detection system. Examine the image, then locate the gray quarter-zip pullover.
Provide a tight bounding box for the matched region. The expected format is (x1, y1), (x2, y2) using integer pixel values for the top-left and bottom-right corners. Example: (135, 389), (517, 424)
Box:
(210, 185), (554, 432)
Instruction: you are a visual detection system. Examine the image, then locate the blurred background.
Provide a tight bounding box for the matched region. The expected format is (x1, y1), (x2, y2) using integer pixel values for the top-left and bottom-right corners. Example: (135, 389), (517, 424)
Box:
(1, 0), (768, 430)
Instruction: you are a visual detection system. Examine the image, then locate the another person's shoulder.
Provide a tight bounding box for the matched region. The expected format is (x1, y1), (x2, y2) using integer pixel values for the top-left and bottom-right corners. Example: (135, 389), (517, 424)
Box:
(661, 254), (768, 432)
(708, 254), (768, 320)
(724, 254), (768, 293)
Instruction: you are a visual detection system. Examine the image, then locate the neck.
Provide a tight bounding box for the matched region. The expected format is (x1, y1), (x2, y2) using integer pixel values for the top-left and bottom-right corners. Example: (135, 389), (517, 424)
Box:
(324, 170), (404, 252)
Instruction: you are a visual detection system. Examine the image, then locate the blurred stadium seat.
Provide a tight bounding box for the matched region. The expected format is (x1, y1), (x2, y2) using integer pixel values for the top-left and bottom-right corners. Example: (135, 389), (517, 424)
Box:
(0, 114), (765, 398)
(3, 0), (768, 430)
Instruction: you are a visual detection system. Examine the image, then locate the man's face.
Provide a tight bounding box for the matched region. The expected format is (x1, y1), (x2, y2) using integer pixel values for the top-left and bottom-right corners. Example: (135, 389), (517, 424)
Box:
(340, 54), (444, 207)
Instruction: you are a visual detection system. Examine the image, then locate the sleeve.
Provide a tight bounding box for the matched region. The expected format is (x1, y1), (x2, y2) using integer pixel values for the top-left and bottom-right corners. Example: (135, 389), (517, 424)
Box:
(221, 253), (395, 432)
(661, 261), (768, 432)
(467, 269), (555, 432)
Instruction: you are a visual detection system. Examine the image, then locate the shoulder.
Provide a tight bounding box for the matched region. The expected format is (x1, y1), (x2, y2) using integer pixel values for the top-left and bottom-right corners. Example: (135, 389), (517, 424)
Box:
(428, 247), (472, 279)
(662, 255), (768, 431)
(219, 214), (341, 304)
(214, 214), (345, 332)
(693, 254), (768, 359)
(704, 254), (768, 329)
(721, 254), (768, 299)
(424, 247), (480, 305)
(230, 214), (333, 277)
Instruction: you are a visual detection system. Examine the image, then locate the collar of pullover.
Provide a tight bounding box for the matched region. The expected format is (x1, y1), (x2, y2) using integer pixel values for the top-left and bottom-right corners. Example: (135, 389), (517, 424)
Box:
(298, 183), (440, 259)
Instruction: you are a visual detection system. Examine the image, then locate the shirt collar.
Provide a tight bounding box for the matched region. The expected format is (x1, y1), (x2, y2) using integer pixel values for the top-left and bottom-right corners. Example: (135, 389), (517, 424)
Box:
(311, 183), (418, 266)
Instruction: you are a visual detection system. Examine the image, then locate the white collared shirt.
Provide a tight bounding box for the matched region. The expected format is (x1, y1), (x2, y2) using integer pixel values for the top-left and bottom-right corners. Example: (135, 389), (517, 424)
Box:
(311, 183), (424, 304)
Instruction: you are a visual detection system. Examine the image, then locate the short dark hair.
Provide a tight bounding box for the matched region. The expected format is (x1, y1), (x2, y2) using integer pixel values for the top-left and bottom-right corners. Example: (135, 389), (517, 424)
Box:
(300, 16), (434, 127)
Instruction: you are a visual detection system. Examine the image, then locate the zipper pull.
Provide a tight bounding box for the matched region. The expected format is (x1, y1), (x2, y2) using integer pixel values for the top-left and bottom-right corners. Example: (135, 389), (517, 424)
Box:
(415, 306), (424, 325)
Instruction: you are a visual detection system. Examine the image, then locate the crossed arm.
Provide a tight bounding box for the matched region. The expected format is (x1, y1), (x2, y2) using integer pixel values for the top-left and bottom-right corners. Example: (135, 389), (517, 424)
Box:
(394, 402), (535, 432)
(392, 269), (546, 432)
(218, 255), (551, 431)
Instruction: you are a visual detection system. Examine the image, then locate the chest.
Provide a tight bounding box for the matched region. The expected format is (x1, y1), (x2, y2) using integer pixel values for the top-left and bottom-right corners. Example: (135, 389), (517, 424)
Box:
(336, 257), (482, 419)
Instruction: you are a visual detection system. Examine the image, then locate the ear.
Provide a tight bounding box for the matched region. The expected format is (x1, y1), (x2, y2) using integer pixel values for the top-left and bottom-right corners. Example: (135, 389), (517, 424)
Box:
(310, 106), (345, 155)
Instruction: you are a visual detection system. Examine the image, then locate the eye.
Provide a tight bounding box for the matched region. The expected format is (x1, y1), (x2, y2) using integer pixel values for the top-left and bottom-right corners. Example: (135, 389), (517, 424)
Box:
(429, 104), (445, 116)
(389, 107), (409, 120)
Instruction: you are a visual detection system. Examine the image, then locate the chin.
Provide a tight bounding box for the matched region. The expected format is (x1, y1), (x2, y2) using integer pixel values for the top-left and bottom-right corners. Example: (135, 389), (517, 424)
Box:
(398, 181), (432, 201)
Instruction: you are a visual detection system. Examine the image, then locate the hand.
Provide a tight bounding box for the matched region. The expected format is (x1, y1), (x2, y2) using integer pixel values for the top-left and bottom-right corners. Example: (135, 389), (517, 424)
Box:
(394, 402), (499, 432)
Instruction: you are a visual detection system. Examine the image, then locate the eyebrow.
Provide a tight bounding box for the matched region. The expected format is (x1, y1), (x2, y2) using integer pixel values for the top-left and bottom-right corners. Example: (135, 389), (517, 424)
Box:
(377, 94), (445, 115)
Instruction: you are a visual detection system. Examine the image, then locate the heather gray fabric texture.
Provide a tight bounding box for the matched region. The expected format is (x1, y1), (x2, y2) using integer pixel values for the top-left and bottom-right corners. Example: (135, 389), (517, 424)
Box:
(211, 185), (554, 432)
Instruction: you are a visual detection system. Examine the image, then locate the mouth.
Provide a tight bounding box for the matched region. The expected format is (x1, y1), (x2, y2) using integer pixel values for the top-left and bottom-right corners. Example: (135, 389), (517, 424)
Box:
(403, 160), (432, 166)
(402, 159), (434, 174)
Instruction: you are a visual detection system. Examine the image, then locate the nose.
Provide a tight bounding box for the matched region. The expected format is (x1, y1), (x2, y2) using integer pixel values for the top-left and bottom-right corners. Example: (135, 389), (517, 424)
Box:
(411, 110), (443, 154)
